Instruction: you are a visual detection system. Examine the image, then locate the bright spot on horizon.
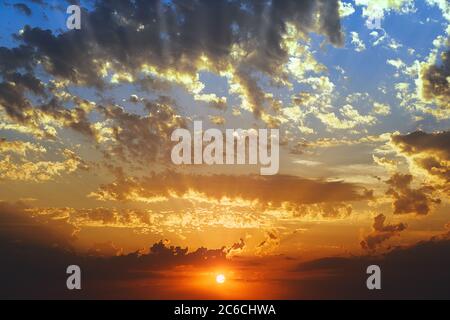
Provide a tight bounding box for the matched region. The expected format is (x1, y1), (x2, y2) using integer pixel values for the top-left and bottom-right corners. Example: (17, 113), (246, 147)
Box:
(216, 274), (226, 284)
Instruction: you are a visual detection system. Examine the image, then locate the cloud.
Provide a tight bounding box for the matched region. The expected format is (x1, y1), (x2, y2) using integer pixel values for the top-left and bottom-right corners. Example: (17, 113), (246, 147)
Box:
(0, 200), (236, 297)
(209, 115), (226, 125)
(300, 132), (394, 149)
(256, 231), (280, 256)
(87, 241), (123, 257)
(0, 138), (46, 156)
(13, 3), (32, 16)
(316, 104), (376, 130)
(226, 238), (246, 257)
(418, 49), (450, 112)
(0, 201), (77, 249)
(425, 0), (450, 22)
(0, 0), (344, 132)
(0, 231), (231, 298)
(385, 173), (441, 215)
(355, 0), (416, 20)
(339, 1), (356, 17)
(0, 149), (87, 182)
(294, 232), (450, 299)
(360, 214), (407, 251)
(387, 58), (405, 69)
(1, 199), (450, 299)
(89, 172), (373, 208)
(0, 72), (45, 122)
(26, 206), (162, 233)
(391, 131), (450, 190)
(350, 31), (366, 52)
(96, 96), (187, 164)
(289, 202), (353, 218)
(372, 102), (391, 116)
(0, 78), (98, 140)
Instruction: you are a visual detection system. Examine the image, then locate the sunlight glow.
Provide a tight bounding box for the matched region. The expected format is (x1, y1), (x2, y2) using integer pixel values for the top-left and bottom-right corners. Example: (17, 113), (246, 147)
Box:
(216, 274), (226, 284)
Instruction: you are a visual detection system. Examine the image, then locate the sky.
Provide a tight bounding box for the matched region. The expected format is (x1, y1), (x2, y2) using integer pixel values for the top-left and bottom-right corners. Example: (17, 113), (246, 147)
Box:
(0, 0), (449, 299)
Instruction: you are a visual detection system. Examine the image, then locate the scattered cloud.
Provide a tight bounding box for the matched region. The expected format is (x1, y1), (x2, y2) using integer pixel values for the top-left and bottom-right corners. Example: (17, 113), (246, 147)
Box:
(350, 32), (366, 52)
(385, 173), (441, 215)
(361, 213), (407, 250)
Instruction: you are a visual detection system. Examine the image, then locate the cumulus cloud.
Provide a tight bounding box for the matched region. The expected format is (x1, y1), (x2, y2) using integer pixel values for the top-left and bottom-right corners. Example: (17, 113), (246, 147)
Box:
(350, 31), (366, 52)
(339, 1), (356, 17)
(418, 49), (450, 111)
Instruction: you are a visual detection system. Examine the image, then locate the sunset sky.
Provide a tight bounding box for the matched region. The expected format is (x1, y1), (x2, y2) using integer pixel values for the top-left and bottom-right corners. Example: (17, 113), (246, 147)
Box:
(0, 0), (449, 299)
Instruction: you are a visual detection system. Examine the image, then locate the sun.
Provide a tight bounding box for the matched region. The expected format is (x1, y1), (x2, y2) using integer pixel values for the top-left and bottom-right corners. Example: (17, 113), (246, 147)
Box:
(216, 274), (226, 284)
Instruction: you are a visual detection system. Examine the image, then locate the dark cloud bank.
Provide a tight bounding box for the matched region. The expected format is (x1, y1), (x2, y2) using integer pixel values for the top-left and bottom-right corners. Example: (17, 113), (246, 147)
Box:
(1, 201), (450, 299)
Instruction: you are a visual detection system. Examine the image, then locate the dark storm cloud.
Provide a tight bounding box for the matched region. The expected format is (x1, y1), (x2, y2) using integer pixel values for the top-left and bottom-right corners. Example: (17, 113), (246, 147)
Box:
(360, 214), (407, 251)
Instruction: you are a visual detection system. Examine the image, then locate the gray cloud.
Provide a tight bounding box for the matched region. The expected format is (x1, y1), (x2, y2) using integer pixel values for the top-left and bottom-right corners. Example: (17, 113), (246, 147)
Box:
(91, 171), (373, 207)
(360, 214), (407, 251)
(419, 49), (450, 110)
(386, 173), (441, 215)
(0, 0), (344, 132)
(294, 233), (450, 299)
(392, 131), (450, 189)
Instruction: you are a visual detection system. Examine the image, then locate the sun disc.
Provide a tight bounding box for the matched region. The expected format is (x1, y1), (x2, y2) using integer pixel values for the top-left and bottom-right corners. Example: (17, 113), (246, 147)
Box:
(216, 274), (226, 284)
